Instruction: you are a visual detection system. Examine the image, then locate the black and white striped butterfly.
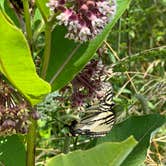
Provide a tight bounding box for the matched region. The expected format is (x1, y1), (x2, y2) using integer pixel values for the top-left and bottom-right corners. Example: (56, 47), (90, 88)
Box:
(70, 86), (115, 137)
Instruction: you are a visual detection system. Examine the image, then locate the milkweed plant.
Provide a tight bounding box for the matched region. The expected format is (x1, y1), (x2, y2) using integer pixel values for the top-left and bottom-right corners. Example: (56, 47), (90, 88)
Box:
(0, 0), (165, 166)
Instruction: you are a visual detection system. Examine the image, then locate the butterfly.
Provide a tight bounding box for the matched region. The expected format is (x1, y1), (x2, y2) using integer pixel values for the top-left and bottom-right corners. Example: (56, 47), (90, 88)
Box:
(70, 86), (115, 137)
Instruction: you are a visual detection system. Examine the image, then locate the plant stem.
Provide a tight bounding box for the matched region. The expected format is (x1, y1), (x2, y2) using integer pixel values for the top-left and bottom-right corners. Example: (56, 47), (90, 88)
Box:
(22, 1), (36, 166)
(26, 119), (37, 166)
(117, 18), (121, 55)
(41, 24), (52, 79)
(126, 10), (131, 67)
(35, 0), (47, 23)
(63, 137), (70, 154)
(22, 0), (33, 48)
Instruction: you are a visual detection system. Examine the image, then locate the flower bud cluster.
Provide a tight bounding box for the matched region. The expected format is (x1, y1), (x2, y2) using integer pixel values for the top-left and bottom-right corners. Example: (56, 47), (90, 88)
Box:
(47, 0), (116, 42)
(71, 59), (113, 107)
(0, 79), (33, 136)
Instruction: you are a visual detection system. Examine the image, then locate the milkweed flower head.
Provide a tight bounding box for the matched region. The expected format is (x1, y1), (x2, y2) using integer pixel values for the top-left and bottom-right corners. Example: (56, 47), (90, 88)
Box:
(0, 78), (39, 136)
(46, 0), (116, 42)
(71, 59), (113, 107)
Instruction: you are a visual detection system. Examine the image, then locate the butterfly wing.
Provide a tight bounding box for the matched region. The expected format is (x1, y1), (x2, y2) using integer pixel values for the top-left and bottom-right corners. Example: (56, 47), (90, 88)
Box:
(70, 86), (115, 137)
(71, 110), (115, 137)
(99, 87), (115, 111)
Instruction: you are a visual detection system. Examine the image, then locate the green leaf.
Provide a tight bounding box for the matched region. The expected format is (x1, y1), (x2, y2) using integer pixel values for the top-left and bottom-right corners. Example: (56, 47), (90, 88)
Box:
(3, 0), (20, 27)
(0, 0), (5, 9)
(0, 10), (51, 105)
(97, 114), (166, 166)
(46, 0), (131, 91)
(0, 0), (20, 27)
(36, 0), (50, 22)
(46, 136), (137, 166)
(0, 135), (26, 166)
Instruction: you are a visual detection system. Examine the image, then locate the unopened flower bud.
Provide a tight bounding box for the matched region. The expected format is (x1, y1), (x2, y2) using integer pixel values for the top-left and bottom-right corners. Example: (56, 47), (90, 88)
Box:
(2, 120), (16, 129)
(31, 111), (40, 120)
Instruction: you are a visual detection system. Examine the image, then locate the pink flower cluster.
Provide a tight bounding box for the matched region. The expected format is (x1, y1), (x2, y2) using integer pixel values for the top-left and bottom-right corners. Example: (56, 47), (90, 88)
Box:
(0, 78), (39, 136)
(46, 0), (116, 42)
(71, 59), (113, 107)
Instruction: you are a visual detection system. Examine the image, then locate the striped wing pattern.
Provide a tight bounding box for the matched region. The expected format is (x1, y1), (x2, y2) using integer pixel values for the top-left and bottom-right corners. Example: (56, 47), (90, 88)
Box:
(71, 86), (115, 137)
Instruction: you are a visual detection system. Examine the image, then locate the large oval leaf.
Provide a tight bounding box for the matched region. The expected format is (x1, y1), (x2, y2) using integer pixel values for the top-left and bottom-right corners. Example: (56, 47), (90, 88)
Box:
(0, 135), (26, 166)
(0, 10), (51, 105)
(97, 114), (166, 166)
(46, 0), (131, 91)
(0, 0), (5, 9)
(46, 136), (137, 166)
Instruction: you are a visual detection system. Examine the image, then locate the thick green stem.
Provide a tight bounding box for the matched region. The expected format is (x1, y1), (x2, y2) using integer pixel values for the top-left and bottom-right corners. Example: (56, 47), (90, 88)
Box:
(35, 0), (47, 23)
(22, 1), (36, 166)
(23, 2), (52, 165)
(41, 24), (52, 79)
(22, 0), (33, 47)
(26, 119), (37, 166)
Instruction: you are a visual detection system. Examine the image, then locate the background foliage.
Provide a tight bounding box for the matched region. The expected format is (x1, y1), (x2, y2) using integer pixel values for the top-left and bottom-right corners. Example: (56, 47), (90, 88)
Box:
(0, 0), (165, 166)
(36, 0), (166, 165)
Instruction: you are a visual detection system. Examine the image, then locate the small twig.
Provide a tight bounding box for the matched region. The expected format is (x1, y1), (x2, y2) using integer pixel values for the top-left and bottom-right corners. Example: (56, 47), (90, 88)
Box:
(152, 140), (162, 165)
(36, 149), (59, 161)
(115, 75), (137, 98)
(104, 41), (138, 94)
(125, 72), (138, 94)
